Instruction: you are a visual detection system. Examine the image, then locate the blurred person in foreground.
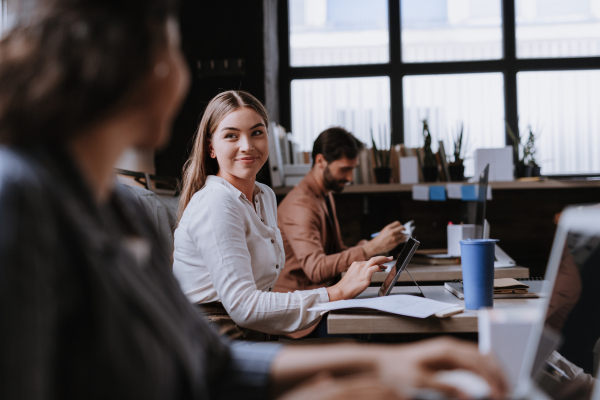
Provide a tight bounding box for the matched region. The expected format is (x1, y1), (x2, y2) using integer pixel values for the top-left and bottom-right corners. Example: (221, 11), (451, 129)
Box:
(0, 0), (507, 399)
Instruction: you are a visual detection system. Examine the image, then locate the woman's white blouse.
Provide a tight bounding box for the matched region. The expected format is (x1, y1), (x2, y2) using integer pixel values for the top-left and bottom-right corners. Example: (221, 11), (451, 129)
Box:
(173, 175), (329, 334)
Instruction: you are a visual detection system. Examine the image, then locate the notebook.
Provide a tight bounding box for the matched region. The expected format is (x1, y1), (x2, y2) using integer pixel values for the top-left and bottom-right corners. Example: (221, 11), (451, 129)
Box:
(444, 278), (543, 300)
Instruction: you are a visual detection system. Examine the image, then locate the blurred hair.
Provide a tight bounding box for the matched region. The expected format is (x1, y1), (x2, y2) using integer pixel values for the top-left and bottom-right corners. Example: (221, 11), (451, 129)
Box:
(312, 127), (364, 166)
(0, 0), (178, 145)
(178, 91), (269, 223)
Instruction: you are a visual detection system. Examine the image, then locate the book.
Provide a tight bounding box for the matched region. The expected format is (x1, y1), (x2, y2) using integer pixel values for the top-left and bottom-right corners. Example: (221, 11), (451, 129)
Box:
(411, 248), (460, 265)
(438, 141), (451, 182)
(411, 256), (460, 266)
(444, 278), (544, 300)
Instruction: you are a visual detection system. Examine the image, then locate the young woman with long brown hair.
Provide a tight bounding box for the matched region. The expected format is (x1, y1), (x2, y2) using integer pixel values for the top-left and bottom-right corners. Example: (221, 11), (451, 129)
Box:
(172, 90), (390, 340)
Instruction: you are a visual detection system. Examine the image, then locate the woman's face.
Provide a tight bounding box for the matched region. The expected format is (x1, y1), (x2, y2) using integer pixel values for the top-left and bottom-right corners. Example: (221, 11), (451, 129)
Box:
(210, 107), (269, 183)
(137, 18), (190, 149)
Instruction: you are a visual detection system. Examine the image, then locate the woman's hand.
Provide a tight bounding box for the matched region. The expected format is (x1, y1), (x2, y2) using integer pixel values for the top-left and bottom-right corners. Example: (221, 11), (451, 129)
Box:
(326, 256), (391, 301)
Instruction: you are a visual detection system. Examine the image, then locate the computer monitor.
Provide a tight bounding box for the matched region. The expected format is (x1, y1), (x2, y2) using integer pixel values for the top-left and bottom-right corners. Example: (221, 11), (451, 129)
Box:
(515, 205), (600, 399)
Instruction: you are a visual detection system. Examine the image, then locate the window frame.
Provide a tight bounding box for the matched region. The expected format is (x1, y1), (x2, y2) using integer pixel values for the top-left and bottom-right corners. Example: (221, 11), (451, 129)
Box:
(278, 0), (600, 173)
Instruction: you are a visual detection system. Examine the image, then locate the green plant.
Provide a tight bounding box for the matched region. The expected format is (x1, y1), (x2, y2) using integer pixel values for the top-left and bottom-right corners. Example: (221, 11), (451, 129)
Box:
(421, 119), (437, 167)
(506, 122), (539, 167)
(505, 121), (523, 165)
(522, 126), (538, 167)
(450, 122), (466, 166)
(371, 126), (392, 168)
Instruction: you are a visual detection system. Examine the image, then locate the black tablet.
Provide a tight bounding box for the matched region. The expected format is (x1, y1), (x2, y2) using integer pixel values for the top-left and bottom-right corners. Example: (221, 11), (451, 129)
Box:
(378, 237), (420, 297)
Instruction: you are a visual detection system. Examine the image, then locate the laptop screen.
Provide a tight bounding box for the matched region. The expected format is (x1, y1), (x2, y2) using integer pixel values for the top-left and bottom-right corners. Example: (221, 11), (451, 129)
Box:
(523, 206), (600, 399)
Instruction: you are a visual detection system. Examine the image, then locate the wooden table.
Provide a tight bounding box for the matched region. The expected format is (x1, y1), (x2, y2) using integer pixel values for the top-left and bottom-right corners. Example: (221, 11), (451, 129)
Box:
(370, 264), (529, 283)
(327, 286), (540, 334)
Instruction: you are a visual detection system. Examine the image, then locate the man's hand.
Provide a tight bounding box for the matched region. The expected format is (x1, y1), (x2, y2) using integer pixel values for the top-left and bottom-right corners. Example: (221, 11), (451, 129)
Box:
(363, 221), (407, 258)
(326, 256), (390, 301)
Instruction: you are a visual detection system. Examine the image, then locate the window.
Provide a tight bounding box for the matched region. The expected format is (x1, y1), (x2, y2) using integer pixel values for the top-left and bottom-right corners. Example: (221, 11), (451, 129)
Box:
(401, 0), (503, 63)
(515, 0), (600, 59)
(291, 77), (391, 151)
(403, 73), (505, 176)
(279, 0), (600, 177)
(517, 70), (600, 174)
(289, 0), (389, 66)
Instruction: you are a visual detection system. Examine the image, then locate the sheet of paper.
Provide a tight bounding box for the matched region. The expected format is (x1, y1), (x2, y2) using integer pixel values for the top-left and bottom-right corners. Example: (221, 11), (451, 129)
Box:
(429, 185), (446, 201)
(446, 183), (463, 199)
(400, 157), (419, 184)
(308, 295), (457, 319)
(461, 185), (478, 200)
(474, 147), (514, 182)
(412, 185), (429, 201)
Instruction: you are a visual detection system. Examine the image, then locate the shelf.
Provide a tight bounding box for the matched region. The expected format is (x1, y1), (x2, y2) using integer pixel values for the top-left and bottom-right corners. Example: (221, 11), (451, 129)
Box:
(272, 179), (600, 196)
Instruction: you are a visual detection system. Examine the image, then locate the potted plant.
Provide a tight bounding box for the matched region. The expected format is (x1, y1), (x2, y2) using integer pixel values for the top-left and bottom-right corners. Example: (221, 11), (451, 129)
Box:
(522, 126), (541, 177)
(448, 122), (466, 181)
(506, 122), (541, 178)
(421, 119), (438, 182)
(371, 127), (392, 184)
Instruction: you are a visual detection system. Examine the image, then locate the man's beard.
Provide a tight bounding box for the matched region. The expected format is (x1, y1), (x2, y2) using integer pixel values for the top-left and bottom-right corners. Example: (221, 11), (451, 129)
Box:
(323, 166), (348, 193)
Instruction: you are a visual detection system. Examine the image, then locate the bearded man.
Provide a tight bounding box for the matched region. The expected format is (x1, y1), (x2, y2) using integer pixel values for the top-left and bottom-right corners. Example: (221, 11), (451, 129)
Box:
(274, 127), (407, 338)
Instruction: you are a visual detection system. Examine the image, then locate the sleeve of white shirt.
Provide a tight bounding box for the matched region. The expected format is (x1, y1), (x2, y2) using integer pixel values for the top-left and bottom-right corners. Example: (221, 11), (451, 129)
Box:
(186, 187), (329, 335)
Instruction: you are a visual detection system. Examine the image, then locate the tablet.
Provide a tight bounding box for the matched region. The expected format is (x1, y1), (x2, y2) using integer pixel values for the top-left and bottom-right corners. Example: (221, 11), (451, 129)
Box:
(378, 237), (420, 297)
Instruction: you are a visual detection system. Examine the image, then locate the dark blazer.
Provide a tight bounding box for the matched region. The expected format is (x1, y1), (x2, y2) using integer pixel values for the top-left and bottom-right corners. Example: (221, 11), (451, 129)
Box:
(0, 144), (275, 399)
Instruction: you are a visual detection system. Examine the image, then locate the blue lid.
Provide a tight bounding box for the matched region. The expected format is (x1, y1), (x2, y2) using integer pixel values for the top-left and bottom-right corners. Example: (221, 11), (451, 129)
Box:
(459, 239), (499, 245)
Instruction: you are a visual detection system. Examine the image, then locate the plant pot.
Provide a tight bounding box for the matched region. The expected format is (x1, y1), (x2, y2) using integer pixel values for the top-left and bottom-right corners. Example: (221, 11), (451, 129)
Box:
(422, 165), (438, 182)
(515, 163), (531, 178)
(374, 167), (392, 184)
(448, 164), (465, 182)
(531, 165), (541, 177)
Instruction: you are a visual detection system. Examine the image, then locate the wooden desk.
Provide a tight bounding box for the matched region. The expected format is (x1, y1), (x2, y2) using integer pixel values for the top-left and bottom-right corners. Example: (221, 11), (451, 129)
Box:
(371, 264), (529, 283)
(327, 286), (540, 334)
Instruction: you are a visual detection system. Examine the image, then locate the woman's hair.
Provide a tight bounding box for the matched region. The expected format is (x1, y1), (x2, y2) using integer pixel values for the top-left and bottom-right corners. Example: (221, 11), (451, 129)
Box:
(0, 0), (178, 145)
(178, 90), (269, 222)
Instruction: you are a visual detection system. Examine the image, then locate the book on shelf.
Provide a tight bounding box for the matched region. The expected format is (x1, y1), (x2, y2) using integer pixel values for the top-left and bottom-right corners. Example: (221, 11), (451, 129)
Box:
(390, 145), (401, 184)
(411, 249), (460, 265)
(438, 141), (451, 182)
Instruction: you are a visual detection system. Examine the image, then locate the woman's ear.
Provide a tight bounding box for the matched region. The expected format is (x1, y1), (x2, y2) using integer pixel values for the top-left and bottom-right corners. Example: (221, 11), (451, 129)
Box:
(208, 141), (216, 158)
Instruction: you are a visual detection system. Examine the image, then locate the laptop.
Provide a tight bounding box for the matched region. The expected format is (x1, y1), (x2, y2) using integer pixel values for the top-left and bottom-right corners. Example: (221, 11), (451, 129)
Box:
(513, 205), (600, 399)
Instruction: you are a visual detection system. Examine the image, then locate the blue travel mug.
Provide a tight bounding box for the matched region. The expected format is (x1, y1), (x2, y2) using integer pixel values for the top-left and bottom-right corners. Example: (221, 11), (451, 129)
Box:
(460, 239), (499, 310)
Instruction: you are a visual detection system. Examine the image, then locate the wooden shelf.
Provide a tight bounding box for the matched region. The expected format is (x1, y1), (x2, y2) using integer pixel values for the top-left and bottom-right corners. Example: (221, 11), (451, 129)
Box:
(272, 179), (600, 196)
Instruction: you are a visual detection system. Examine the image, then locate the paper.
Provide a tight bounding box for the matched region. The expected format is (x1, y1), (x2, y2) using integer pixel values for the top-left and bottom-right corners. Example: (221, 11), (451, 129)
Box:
(403, 220), (415, 237)
(308, 295), (457, 319)
(400, 157), (419, 184)
(446, 183), (463, 199)
(461, 185), (478, 201)
(429, 186), (446, 201)
(474, 147), (514, 182)
(412, 185), (430, 201)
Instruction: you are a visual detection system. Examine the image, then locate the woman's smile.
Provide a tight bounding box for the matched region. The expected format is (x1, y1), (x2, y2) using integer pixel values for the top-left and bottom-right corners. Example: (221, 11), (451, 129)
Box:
(235, 156), (259, 164)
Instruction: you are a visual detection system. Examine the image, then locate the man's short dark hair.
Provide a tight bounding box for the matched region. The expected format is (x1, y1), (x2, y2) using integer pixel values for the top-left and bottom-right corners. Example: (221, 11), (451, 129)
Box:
(312, 127), (365, 166)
